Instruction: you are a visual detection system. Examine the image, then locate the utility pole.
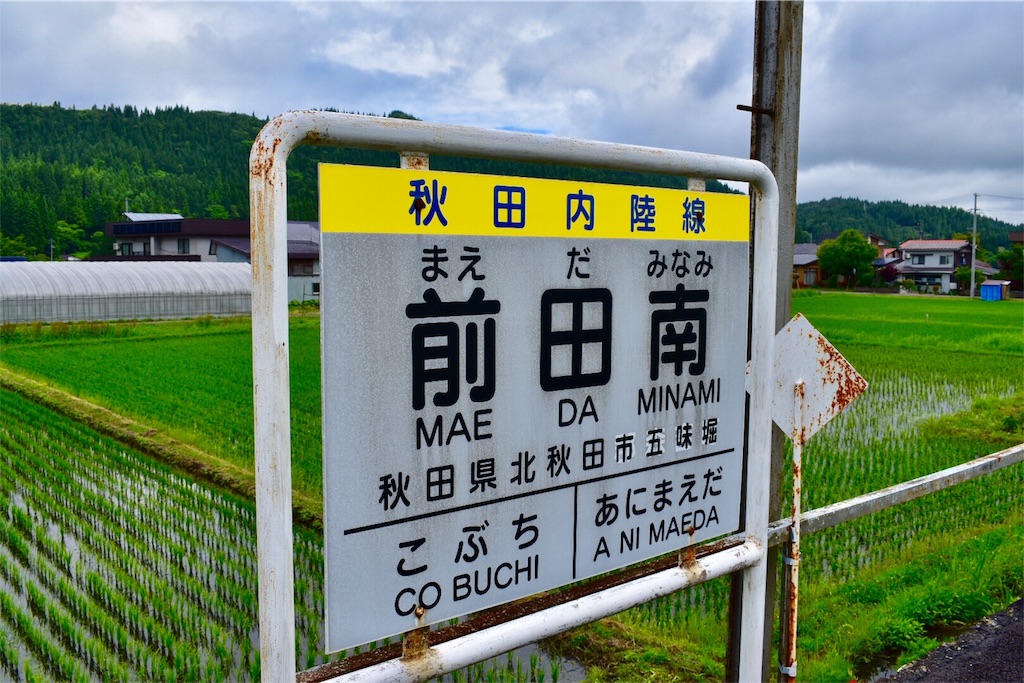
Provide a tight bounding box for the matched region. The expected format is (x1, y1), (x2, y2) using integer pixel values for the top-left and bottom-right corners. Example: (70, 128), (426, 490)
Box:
(729, 2), (803, 680)
(970, 193), (978, 298)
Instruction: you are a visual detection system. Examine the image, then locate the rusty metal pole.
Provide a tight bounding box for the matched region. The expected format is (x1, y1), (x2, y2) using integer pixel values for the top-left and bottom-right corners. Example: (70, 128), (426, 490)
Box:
(729, 2), (803, 680)
(780, 381), (805, 682)
(398, 151), (433, 666)
(250, 118), (300, 682)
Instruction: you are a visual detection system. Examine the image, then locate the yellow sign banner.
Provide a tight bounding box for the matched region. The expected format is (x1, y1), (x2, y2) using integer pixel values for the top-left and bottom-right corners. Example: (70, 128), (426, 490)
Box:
(320, 164), (749, 242)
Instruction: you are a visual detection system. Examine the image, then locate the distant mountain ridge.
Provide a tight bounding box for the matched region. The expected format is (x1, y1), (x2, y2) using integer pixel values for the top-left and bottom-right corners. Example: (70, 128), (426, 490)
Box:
(795, 196), (1015, 253)
(0, 103), (1017, 259)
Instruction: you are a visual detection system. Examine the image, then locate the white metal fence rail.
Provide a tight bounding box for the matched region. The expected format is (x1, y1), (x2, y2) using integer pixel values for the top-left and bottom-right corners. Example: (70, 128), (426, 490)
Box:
(304, 443), (1022, 682)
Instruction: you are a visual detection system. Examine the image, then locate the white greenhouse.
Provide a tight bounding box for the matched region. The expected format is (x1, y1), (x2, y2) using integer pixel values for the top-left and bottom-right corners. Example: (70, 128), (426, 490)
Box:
(0, 262), (252, 323)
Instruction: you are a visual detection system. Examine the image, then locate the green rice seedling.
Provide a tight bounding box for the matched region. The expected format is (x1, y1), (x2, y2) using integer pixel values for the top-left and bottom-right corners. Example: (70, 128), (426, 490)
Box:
(1, 395), (262, 678)
(0, 623), (23, 681)
(24, 661), (43, 683)
(247, 650), (260, 681)
(4, 587), (91, 682)
(1, 521), (32, 569)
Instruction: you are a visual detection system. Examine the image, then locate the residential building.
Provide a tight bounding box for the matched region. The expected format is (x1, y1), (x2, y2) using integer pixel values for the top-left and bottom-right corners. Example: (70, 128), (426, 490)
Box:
(793, 243), (820, 287)
(103, 214), (321, 302)
(895, 240), (971, 293)
(807, 232), (891, 286)
(212, 221), (321, 301)
(105, 213), (249, 261)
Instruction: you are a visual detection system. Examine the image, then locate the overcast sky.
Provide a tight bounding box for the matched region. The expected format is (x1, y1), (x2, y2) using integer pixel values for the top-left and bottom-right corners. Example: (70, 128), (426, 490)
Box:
(2, 1), (1022, 225)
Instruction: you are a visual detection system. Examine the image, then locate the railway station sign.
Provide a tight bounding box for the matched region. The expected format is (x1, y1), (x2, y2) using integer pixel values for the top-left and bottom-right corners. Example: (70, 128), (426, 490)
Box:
(319, 164), (751, 653)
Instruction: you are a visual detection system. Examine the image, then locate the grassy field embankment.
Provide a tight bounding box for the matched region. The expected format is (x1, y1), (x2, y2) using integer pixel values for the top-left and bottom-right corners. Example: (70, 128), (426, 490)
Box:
(1, 315), (324, 529)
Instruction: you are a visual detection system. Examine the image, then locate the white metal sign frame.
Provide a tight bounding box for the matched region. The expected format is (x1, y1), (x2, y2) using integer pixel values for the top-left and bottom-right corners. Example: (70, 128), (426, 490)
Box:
(249, 111), (778, 682)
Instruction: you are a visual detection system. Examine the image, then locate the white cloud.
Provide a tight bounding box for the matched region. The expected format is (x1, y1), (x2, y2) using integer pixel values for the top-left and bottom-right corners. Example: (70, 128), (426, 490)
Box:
(106, 4), (193, 49)
(319, 30), (461, 78)
(511, 19), (558, 44)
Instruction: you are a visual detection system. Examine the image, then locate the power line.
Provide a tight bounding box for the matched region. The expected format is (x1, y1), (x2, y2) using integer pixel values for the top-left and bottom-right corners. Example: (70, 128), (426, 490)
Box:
(977, 193), (1024, 202)
(923, 193), (975, 206)
(922, 193), (1024, 209)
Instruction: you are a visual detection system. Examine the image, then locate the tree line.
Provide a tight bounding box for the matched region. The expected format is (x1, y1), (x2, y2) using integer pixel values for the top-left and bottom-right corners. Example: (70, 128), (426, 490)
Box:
(795, 196), (1015, 254)
(1, 102), (1019, 259)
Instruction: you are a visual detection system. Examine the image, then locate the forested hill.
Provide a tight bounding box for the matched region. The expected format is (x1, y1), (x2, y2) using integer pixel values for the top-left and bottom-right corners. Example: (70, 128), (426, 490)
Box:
(796, 197), (1014, 253)
(1, 103), (391, 258)
(1, 103), (1018, 259)
(0, 103), (738, 259)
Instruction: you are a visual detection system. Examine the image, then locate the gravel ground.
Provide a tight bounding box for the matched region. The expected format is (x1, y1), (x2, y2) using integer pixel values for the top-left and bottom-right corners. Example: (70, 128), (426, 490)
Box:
(877, 599), (1023, 683)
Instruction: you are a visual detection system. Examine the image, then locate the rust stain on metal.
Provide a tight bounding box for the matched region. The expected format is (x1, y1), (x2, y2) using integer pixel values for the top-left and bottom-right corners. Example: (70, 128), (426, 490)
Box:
(782, 569), (799, 682)
(402, 624), (431, 661)
(679, 555), (709, 584)
(793, 380), (808, 445)
(402, 153), (430, 170)
(250, 127), (285, 292)
(815, 334), (868, 416)
(400, 631), (443, 682)
(700, 536), (747, 556)
(250, 130), (283, 180)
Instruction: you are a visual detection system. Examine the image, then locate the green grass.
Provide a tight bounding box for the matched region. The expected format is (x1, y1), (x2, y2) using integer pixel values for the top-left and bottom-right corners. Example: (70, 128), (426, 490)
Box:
(798, 512), (1023, 682)
(791, 290), (1023, 356)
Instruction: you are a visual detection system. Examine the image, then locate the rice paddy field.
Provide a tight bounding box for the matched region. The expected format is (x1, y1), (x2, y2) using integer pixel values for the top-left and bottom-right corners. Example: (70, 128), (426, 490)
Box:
(0, 291), (1021, 681)
(557, 292), (1023, 682)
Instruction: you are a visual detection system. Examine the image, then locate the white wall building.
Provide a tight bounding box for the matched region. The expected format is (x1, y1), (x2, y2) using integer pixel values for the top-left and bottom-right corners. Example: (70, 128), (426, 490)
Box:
(895, 240), (971, 293)
(104, 214), (321, 303)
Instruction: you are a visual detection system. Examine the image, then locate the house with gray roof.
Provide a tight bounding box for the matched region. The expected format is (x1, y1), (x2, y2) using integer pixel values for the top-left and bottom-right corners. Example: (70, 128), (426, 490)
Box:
(211, 221), (320, 302)
(895, 239), (972, 293)
(103, 215), (320, 302)
(793, 243), (820, 287)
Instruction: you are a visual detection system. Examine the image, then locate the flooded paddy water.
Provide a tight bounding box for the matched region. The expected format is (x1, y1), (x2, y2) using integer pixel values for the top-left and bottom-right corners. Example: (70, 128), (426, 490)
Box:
(0, 387), (573, 681)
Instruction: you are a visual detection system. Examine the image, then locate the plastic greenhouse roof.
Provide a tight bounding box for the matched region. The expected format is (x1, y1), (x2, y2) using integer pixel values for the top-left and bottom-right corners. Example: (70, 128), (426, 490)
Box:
(0, 261), (252, 300)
